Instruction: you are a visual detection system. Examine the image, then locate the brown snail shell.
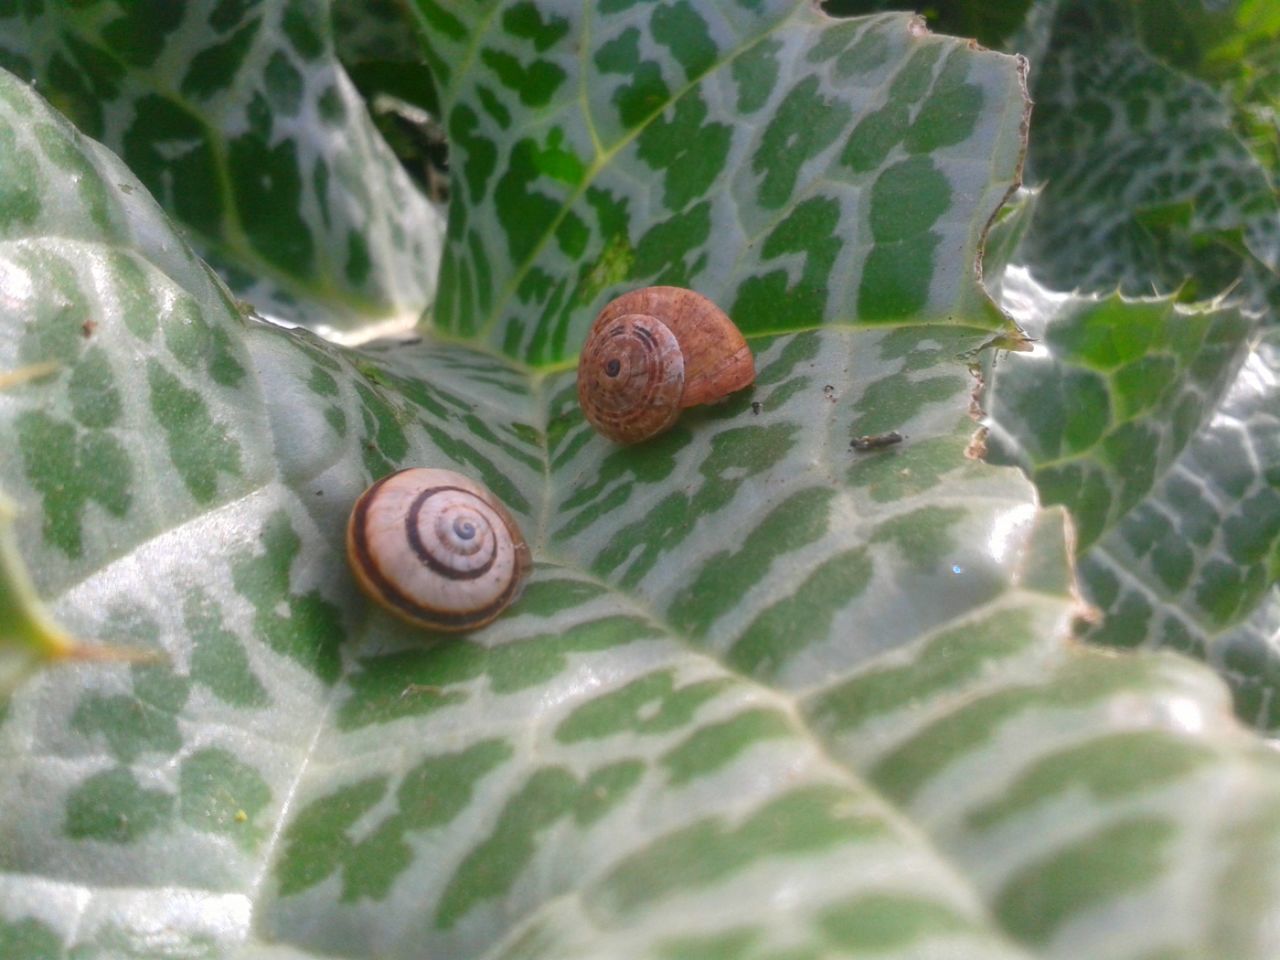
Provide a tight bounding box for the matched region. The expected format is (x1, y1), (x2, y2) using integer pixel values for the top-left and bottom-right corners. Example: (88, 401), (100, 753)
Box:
(347, 468), (530, 632)
(577, 286), (755, 444)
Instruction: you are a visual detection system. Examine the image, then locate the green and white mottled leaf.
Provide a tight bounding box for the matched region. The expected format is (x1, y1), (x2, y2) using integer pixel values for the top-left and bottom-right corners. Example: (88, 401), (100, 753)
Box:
(412, 2), (1025, 362)
(984, 0), (1280, 733)
(1207, 1), (1280, 180)
(332, 0), (426, 67)
(1018, 0), (1280, 305)
(0, 0), (443, 339)
(4, 2), (1280, 959)
(985, 275), (1256, 554)
(1127, 0), (1280, 179)
(986, 268), (1280, 730)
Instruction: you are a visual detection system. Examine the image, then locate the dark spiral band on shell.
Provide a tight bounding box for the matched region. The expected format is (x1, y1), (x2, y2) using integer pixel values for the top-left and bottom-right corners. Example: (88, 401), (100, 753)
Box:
(594, 322), (662, 424)
(578, 314), (684, 443)
(347, 468), (529, 632)
(348, 471), (394, 567)
(405, 487), (494, 581)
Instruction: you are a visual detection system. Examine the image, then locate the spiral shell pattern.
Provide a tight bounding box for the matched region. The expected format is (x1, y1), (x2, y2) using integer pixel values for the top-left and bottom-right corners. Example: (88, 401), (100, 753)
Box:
(347, 468), (530, 632)
(578, 287), (754, 443)
(577, 313), (685, 444)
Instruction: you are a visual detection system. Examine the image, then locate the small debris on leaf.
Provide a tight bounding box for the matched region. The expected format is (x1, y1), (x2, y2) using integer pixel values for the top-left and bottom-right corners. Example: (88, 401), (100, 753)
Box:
(751, 401), (763, 415)
(851, 431), (904, 452)
(823, 384), (836, 401)
(81, 319), (97, 338)
(965, 428), (988, 460)
(401, 683), (446, 699)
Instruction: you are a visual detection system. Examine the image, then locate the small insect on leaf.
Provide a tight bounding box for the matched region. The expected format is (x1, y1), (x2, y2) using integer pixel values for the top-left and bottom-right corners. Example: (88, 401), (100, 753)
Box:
(851, 431), (905, 452)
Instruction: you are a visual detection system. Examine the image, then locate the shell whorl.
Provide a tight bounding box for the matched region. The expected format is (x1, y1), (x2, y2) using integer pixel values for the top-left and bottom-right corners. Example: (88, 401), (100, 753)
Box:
(576, 313), (685, 444)
(347, 468), (529, 632)
(578, 287), (755, 443)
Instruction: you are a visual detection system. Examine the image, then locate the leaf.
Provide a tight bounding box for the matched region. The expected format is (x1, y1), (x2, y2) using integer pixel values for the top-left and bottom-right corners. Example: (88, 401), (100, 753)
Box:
(0, 0), (444, 338)
(983, 1), (1280, 733)
(1128, 0), (1280, 173)
(5, 5), (1280, 960)
(411, 1), (1025, 362)
(1017, 0), (1280, 305)
(1080, 327), (1280, 730)
(982, 185), (1039, 297)
(0, 474), (157, 701)
(984, 279), (1256, 553)
(822, 0), (1036, 50)
(985, 269), (1280, 730)
(332, 0), (428, 68)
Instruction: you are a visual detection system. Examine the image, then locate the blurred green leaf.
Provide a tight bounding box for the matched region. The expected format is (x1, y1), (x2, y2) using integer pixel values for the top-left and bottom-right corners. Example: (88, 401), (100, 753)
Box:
(0, 0), (444, 337)
(1016, 0), (1280, 306)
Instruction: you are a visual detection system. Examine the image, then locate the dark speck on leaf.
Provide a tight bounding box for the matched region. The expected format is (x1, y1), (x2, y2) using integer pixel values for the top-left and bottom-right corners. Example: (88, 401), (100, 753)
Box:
(851, 431), (904, 452)
(751, 401), (763, 415)
(81, 319), (97, 338)
(823, 384), (836, 401)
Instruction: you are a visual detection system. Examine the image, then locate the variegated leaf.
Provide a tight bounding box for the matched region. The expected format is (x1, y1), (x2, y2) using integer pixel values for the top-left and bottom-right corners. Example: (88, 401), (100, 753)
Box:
(413, 1), (1022, 362)
(0, 0), (443, 338)
(1016, 0), (1280, 306)
(983, 0), (1280, 733)
(986, 268), (1280, 731)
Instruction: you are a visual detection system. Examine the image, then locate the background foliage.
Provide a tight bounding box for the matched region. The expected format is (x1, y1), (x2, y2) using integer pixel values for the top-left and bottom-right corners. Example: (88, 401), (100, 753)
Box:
(0, 1), (1277, 959)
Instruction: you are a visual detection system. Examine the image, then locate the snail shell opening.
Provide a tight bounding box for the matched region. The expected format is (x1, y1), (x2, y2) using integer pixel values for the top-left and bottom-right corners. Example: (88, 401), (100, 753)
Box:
(577, 313), (685, 444)
(347, 468), (530, 632)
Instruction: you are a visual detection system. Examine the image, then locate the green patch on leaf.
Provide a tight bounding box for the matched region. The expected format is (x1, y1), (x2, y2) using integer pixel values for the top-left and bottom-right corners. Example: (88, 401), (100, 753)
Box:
(0, 915), (62, 960)
(661, 708), (795, 785)
(967, 732), (1215, 830)
(184, 591), (271, 709)
(996, 817), (1177, 945)
(276, 777), (389, 897)
(556, 670), (732, 743)
(436, 767), (578, 927)
(230, 511), (345, 684)
(16, 410), (132, 558)
(727, 547), (873, 678)
(179, 748), (271, 849)
(594, 786), (885, 917)
(64, 767), (173, 843)
(819, 893), (973, 950)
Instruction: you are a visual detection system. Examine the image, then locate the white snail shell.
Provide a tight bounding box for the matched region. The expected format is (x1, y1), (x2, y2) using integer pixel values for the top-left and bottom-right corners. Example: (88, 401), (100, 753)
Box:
(346, 468), (530, 632)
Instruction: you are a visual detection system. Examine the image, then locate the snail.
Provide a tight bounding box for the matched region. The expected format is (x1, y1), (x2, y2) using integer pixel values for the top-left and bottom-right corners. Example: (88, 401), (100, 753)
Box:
(346, 468), (530, 632)
(577, 286), (755, 443)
